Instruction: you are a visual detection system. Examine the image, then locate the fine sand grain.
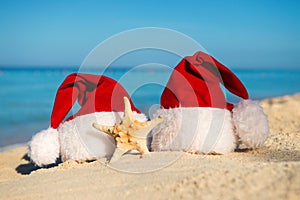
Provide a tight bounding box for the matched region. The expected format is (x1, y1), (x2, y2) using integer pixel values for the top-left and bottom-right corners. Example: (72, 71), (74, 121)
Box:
(0, 94), (299, 200)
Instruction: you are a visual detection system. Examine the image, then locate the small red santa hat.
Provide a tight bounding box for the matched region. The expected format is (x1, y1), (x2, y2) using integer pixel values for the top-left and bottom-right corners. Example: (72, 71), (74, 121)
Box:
(151, 51), (269, 153)
(28, 73), (142, 166)
(161, 51), (249, 110)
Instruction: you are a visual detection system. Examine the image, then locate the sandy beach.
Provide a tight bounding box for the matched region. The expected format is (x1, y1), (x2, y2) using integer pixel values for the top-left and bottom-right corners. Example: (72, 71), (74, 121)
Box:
(0, 94), (299, 200)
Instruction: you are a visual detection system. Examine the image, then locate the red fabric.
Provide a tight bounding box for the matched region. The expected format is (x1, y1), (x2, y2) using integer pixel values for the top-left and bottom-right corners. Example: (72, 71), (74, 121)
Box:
(161, 51), (248, 110)
(51, 73), (140, 128)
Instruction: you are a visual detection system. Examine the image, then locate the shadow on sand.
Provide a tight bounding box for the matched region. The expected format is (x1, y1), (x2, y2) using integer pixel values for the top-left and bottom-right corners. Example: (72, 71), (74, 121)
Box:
(15, 154), (61, 175)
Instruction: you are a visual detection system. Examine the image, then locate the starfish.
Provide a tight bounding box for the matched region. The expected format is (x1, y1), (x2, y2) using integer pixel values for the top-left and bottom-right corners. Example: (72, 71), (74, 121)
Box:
(93, 97), (163, 163)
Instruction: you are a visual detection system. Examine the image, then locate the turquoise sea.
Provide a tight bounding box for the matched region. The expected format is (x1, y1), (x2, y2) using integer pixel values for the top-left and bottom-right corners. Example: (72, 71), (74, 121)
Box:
(0, 67), (300, 148)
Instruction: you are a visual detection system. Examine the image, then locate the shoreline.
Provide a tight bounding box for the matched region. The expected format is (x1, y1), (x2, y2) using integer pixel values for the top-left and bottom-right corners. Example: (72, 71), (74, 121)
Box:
(0, 93), (299, 199)
(0, 142), (27, 153)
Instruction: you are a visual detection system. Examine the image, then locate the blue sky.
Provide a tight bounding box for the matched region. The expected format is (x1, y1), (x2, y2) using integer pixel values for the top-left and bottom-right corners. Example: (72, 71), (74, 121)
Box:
(0, 0), (299, 68)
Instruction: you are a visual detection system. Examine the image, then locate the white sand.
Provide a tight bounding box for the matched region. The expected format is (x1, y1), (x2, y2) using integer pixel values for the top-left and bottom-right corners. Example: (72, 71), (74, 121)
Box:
(0, 94), (299, 200)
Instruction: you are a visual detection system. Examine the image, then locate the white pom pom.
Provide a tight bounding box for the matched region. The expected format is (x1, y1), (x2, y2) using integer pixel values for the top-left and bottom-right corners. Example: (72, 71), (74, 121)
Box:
(232, 100), (269, 148)
(28, 128), (60, 167)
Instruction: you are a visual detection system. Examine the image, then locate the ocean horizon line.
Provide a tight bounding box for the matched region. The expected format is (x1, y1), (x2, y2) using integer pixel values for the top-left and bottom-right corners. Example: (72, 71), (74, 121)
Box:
(0, 65), (300, 71)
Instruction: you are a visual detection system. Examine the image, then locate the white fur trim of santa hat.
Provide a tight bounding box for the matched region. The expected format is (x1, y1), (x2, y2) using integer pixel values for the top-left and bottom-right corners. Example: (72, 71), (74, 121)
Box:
(58, 111), (147, 162)
(151, 107), (237, 154)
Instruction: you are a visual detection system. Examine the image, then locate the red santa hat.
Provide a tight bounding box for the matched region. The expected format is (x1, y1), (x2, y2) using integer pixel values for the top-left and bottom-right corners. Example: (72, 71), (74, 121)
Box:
(28, 73), (145, 166)
(151, 51), (269, 153)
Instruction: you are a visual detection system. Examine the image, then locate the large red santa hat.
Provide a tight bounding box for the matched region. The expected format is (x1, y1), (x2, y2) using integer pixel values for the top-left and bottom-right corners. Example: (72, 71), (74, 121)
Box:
(28, 73), (146, 166)
(151, 51), (269, 153)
